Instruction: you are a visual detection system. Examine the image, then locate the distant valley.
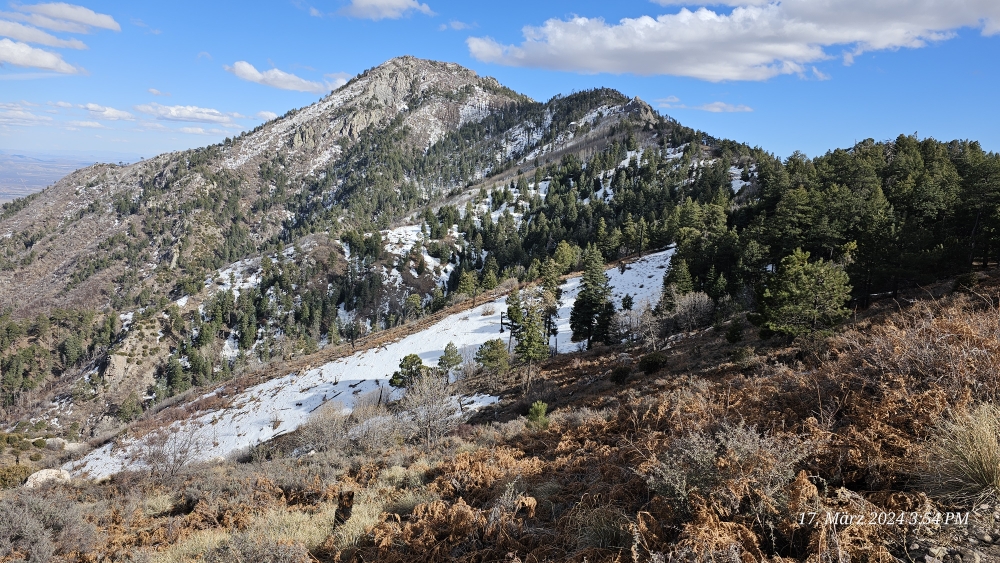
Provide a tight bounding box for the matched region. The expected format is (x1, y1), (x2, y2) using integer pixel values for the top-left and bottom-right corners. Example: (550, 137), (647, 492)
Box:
(0, 150), (138, 202)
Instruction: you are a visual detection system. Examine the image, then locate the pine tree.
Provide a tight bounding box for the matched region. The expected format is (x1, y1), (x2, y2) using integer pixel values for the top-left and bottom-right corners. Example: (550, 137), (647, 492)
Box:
(553, 240), (577, 273)
(475, 338), (510, 379)
(759, 248), (852, 337)
(570, 245), (613, 349)
(438, 341), (462, 377)
(665, 258), (694, 295)
(515, 306), (549, 394)
(505, 288), (525, 340)
(456, 269), (477, 296)
(539, 257), (562, 344)
(391, 353), (425, 388)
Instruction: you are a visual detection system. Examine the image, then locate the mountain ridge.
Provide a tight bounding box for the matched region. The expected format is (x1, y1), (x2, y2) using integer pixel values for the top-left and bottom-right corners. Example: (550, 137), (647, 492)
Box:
(0, 56), (666, 319)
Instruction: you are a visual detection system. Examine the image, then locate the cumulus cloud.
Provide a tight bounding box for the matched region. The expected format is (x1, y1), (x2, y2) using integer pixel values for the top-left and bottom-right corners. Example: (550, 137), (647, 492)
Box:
(16, 2), (120, 32)
(341, 0), (432, 20)
(226, 60), (332, 94)
(468, 0), (1000, 81)
(49, 100), (72, 107)
(134, 102), (235, 125)
(0, 37), (78, 73)
(0, 20), (85, 48)
(256, 110), (278, 121)
(82, 102), (133, 120)
(147, 88), (169, 96)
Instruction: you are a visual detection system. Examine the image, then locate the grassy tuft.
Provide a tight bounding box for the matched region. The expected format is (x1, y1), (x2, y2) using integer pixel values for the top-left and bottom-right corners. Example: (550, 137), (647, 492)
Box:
(923, 403), (1000, 506)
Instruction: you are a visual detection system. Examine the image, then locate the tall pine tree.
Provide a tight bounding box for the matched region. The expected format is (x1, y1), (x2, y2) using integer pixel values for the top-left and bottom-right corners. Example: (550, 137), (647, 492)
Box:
(570, 245), (613, 349)
(515, 306), (549, 394)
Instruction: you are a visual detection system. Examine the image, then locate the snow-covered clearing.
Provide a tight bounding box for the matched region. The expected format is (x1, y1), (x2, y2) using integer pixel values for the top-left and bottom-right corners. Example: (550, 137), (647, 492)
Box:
(67, 250), (673, 479)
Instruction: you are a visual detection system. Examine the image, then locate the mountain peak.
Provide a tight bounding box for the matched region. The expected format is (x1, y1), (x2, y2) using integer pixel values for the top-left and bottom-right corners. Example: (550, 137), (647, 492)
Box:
(223, 56), (524, 173)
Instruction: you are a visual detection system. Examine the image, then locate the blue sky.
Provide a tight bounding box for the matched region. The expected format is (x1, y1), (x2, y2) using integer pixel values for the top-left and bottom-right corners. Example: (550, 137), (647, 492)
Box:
(0, 0), (998, 161)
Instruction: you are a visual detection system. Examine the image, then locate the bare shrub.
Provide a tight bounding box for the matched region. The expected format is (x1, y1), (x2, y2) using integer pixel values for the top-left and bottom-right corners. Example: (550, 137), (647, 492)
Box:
(400, 372), (462, 447)
(922, 403), (1000, 506)
(348, 402), (405, 455)
(481, 304), (496, 316)
(837, 294), (1000, 401)
(295, 401), (350, 454)
(646, 422), (815, 525)
(0, 490), (96, 562)
(669, 291), (715, 333)
(134, 422), (207, 478)
(497, 277), (519, 293)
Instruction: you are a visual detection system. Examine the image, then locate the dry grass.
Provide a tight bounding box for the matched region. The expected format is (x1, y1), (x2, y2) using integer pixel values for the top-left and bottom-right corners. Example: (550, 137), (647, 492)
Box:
(921, 402), (1000, 506)
(8, 275), (1000, 563)
(150, 529), (229, 563)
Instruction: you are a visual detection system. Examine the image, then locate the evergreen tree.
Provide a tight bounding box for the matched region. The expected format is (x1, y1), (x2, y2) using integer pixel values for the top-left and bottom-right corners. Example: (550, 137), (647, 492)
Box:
(570, 245), (613, 349)
(437, 341), (462, 377)
(391, 353), (425, 388)
(456, 269), (477, 296)
(505, 288), (525, 339)
(515, 306), (549, 393)
(166, 356), (190, 395)
(481, 270), (499, 291)
(553, 240), (577, 273)
(758, 248), (852, 337)
(475, 338), (510, 380)
(665, 258), (694, 295)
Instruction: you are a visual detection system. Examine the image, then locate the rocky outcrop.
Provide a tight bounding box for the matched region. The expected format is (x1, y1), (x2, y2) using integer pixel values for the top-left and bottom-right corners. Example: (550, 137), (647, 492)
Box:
(24, 468), (71, 488)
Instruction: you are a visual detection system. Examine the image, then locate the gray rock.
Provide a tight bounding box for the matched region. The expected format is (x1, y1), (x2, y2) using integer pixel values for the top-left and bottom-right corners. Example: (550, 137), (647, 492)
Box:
(924, 555), (943, 563)
(958, 549), (982, 563)
(977, 533), (992, 543)
(929, 547), (949, 559)
(23, 468), (71, 488)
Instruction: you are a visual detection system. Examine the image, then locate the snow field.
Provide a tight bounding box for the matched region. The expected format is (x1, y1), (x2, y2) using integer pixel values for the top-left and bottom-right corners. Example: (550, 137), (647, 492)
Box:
(67, 249), (673, 478)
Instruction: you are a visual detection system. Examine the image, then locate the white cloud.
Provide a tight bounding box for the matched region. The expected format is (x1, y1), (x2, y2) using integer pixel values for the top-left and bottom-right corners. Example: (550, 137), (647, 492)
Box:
(82, 102), (133, 120)
(0, 104), (52, 125)
(0, 37), (78, 73)
(17, 2), (120, 32)
(50, 100), (72, 107)
(697, 101), (753, 113)
(256, 111), (278, 120)
(226, 60), (330, 94)
(134, 102), (235, 125)
(468, 0), (1000, 81)
(341, 0), (432, 20)
(147, 88), (169, 96)
(0, 11), (87, 33)
(439, 20), (472, 31)
(179, 126), (227, 135)
(309, 7), (322, 17)
(0, 20), (86, 48)
(325, 71), (350, 90)
(657, 96), (752, 112)
(66, 119), (103, 128)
